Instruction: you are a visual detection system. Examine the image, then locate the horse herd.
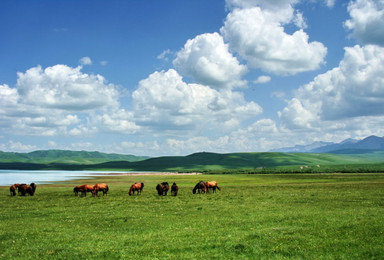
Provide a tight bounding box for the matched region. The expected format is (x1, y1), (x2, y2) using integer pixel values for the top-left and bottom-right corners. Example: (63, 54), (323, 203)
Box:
(9, 183), (37, 196)
(8, 181), (220, 197)
(74, 181), (220, 197)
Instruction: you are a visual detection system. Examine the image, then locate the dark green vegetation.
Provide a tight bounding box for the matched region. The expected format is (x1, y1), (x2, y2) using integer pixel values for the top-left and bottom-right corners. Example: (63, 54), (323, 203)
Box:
(1, 150), (384, 173)
(1, 173), (384, 259)
(0, 150), (149, 164)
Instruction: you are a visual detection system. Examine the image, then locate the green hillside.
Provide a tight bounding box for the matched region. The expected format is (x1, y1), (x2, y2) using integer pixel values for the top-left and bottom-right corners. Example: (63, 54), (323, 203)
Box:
(0, 150), (149, 164)
(92, 152), (380, 172)
(1, 150), (383, 172)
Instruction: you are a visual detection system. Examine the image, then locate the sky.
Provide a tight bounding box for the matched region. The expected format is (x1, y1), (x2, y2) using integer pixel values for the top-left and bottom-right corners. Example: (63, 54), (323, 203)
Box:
(1, 0), (384, 156)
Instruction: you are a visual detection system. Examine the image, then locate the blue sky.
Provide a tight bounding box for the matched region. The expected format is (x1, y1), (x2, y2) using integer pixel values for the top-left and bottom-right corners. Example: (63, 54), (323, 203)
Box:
(1, 0), (384, 156)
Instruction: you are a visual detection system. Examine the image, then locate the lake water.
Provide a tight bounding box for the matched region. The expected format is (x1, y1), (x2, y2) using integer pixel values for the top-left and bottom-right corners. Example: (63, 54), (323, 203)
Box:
(0, 170), (133, 186)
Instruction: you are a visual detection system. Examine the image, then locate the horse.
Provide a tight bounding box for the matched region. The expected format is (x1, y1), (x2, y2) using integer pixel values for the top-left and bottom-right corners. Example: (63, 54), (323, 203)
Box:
(171, 182), (178, 196)
(9, 183), (22, 196)
(205, 181), (221, 193)
(93, 183), (109, 196)
(18, 183), (37, 196)
(73, 184), (95, 197)
(129, 182), (144, 196)
(156, 182), (169, 196)
(192, 181), (206, 194)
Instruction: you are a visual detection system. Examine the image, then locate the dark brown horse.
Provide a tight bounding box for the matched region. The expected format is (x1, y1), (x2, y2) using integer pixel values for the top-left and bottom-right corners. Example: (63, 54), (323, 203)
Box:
(18, 183), (37, 196)
(93, 183), (109, 196)
(129, 182), (144, 196)
(73, 184), (95, 197)
(205, 181), (221, 193)
(9, 183), (22, 196)
(171, 182), (178, 196)
(192, 181), (206, 194)
(156, 182), (169, 196)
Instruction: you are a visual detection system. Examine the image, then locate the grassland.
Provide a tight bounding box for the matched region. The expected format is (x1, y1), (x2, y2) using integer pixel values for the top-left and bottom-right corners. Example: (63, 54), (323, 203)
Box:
(1, 173), (384, 259)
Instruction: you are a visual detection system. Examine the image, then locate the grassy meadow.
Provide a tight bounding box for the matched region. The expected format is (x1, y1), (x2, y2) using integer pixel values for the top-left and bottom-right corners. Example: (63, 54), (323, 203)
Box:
(1, 173), (384, 259)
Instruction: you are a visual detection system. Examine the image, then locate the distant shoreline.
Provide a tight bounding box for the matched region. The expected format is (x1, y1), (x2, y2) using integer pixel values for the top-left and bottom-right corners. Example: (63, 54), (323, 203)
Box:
(0, 170), (203, 186)
(90, 172), (202, 176)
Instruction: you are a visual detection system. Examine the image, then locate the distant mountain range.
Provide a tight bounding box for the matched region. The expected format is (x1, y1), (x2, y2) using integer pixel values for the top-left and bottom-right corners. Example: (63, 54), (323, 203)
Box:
(271, 135), (384, 154)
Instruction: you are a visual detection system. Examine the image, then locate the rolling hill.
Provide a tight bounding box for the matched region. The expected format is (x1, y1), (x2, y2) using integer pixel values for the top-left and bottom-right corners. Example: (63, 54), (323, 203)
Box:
(0, 150), (149, 164)
(1, 151), (383, 172)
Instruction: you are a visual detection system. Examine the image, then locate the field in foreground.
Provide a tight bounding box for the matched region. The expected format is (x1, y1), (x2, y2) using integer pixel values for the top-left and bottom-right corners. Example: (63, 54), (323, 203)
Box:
(1, 173), (384, 259)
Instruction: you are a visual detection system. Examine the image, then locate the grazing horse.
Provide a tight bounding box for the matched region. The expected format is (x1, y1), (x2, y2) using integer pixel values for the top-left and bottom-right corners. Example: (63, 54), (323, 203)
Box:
(205, 181), (221, 193)
(93, 183), (109, 196)
(18, 183), (37, 196)
(156, 182), (170, 196)
(9, 183), (22, 196)
(129, 182), (144, 196)
(171, 182), (179, 196)
(73, 184), (95, 197)
(192, 181), (206, 194)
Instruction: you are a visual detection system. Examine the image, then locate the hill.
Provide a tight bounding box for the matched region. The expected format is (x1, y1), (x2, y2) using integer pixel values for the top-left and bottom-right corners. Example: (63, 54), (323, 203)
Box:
(1, 151), (382, 172)
(0, 150), (149, 164)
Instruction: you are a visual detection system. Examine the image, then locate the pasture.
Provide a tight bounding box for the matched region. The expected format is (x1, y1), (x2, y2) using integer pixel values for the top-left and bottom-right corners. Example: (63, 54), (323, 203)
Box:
(1, 173), (384, 259)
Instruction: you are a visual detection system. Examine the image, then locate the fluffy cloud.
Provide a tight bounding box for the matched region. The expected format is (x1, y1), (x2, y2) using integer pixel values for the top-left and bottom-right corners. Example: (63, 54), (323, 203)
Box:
(253, 75), (271, 84)
(94, 109), (140, 134)
(345, 0), (384, 46)
(0, 64), (122, 136)
(16, 65), (119, 111)
(173, 33), (247, 89)
(221, 7), (327, 75)
(79, 56), (92, 65)
(132, 69), (262, 133)
(279, 45), (384, 129)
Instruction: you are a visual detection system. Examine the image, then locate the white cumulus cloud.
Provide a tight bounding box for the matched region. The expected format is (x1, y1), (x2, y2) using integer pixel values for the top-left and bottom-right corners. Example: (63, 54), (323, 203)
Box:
(0, 64), (122, 136)
(345, 0), (384, 46)
(279, 45), (384, 130)
(221, 7), (327, 75)
(132, 69), (262, 133)
(173, 32), (247, 89)
(16, 65), (119, 111)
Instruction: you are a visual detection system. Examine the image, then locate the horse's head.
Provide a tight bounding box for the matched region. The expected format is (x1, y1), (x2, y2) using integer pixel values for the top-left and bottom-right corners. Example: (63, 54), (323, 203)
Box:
(30, 183), (36, 192)
(92, 186), (98, 196)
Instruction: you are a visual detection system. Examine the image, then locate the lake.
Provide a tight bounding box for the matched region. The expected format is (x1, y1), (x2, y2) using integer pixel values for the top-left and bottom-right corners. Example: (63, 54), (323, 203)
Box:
(0, 170), (135, 186)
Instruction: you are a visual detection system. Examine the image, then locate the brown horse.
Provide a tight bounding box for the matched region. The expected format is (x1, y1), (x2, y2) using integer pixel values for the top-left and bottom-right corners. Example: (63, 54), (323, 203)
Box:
(171, 182), (178, 196)
(93, 183), (109, 196)
(205, 181), (221, 193)
(156, 182), (169, 196)
(18, 183), (37, 196)
(9, 183), (22, 196)
(73, 184), (95, 197)
(129, 182), (144, 196)
(192, 181), (206, 194)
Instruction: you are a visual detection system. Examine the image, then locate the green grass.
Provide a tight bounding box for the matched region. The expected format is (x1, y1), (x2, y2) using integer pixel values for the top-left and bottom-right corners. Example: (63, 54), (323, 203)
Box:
(1, 173), (384, 259)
